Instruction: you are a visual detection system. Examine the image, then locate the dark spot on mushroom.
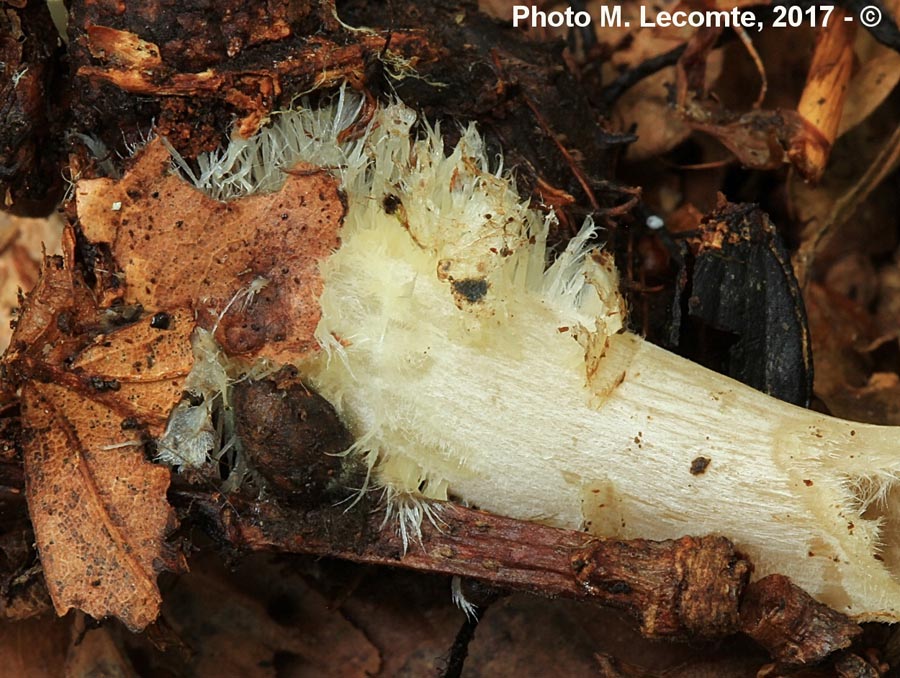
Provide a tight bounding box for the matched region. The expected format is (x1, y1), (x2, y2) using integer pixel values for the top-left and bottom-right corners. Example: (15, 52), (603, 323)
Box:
(451, 278), (489, 304)
(690, 456), (710, 475)
(803, 479), (813, 486)
(382, 194), (401, 214)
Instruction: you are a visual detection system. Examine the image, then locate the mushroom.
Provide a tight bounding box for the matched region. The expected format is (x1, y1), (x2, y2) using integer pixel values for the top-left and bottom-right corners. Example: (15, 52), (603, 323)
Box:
(174, 93), (900, 622)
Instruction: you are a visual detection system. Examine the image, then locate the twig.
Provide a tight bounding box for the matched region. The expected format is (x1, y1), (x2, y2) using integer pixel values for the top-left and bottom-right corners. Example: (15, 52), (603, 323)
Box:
(174, 486), (861, 664)
(599, 44), (687, 108)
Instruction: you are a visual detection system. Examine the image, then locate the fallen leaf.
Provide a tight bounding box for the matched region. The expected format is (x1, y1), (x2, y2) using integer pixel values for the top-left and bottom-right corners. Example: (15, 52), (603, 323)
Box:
(0, 211), (63, 353)
(790, 119), (900, 285)
(76, 139), (344, 363)
(4, 238), (193, 631)
(876, 254), (900, 335)
(2, 238), (95, 370)
(804, 283), (881, 420)
(615, 48), (726, 162)
(68, 308), (196, 436)
(614, 67), (693, 162)
(22, 379), (177, 632)
(4, 126), (346, 631)
(838, 45), (900, 137)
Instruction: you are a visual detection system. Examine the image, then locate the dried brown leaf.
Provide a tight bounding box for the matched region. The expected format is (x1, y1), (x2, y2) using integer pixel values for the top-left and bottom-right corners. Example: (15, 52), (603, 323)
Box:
(793, 12), (856, 183)
(3, 239), (95, 369)
(805, 282), (874, 398)
(22, 379), (177, 631)
(876, 257), (900, 335)
(4, 241), (193, 631)
(68, 309), (196, 436)
(839, 47), (900, 137)
(4, 124), (343, 632)
(791, 121), (900, 285)
(0, 212), (63, 353)
(76, 139), (343, 363)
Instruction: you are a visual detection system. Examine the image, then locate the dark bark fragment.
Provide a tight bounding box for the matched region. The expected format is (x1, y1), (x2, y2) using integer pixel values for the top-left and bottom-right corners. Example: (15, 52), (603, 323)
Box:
(0, 518), (51, 620)
(682, 201), (813, 407)
(832, 652), (886, 677)
(0, 0), (67, 214)
(740, 574), (862, 665)
(70, 0), (339, 72)
(0, 466), (51, 621)
(624, 200), (813, 406)
(77, 27), (435, 143)
(66, 0), (437, 159)
(337, 0), (636, 227)
(573, 535), (749, 638)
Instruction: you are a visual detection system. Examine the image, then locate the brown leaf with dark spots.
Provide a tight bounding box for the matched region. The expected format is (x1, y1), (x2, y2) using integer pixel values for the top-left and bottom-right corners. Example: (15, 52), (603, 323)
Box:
(4, 241), (193, 631)
(68, 309), (196, 436)
(76, 138), (344, 363)
(3, 235), (96, 370)
(22, 379), (177, 632)
(0, 212), (63, 353)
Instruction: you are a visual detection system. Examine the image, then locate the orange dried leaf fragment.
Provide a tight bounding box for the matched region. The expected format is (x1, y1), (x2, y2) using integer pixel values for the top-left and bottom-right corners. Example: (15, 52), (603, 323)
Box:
(22, 381), (176, 632)
(69, 309), (196, 436)
(76, 138), (344, 363)
(5, 239), (192, 631)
